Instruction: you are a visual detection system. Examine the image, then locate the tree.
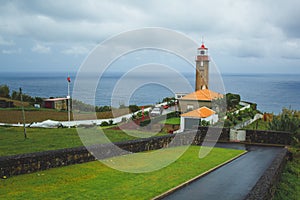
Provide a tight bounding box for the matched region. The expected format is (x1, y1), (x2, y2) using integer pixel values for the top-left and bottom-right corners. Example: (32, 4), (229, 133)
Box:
(199, 120), (210, 127)
(34, 97), (44, 105)
(0, 85), (10, 98)
(268, 109), (299, 133)
(268, 108), (300, 146)
(226, 93), (241, 110)
(96, 105), (111, 112)
(129, 104), (140, 113)
(11, 90), (19, 100)
(162, 97), (175, 103)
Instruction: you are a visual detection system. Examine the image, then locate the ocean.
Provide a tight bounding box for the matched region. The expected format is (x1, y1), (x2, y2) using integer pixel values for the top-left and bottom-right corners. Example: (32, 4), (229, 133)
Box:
(0, 72), (299, 114)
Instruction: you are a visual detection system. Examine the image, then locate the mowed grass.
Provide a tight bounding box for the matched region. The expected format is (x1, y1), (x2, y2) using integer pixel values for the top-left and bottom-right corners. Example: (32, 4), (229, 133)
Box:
(160, 117), (180, 125)
(0, 126), (163, 156)
(0, 146), (245, 200)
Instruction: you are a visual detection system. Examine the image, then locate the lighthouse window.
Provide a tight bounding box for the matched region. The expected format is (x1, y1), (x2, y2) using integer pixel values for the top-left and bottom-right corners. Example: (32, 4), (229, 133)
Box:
(200, 50), (205, 55)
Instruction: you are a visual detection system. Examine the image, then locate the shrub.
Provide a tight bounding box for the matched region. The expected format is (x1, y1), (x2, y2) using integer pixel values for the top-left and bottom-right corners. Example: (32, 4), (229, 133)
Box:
(100, 121), (109, 126)
(0, 85), (10, 98)
(140, 119), (151, 127)
(129, 104), (140, 113)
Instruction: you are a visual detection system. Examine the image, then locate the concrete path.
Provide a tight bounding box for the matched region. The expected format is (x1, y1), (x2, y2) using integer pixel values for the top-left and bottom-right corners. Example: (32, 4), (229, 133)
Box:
(162, 145), (283, 200)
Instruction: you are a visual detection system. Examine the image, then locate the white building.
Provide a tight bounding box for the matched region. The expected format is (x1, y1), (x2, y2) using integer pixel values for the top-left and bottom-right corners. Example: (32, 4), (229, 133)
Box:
(179, 106), (218, 132)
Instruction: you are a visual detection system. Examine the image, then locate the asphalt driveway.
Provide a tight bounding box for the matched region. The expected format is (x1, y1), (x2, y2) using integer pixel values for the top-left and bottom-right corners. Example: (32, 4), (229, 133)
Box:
(162, 145), (283, 200)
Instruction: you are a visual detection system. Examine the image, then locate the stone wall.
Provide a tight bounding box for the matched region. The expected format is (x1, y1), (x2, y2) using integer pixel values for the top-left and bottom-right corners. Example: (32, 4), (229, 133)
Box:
(0, 127), (229, 178)
(0, 146), (95, 178)
(245, 130), (291, 145)
(0, 128), (291, 178)
(244, 148), (291, 200)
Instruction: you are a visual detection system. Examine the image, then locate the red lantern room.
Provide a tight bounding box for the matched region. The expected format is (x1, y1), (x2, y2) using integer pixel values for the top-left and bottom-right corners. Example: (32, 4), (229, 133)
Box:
(196, 41), (209, 63)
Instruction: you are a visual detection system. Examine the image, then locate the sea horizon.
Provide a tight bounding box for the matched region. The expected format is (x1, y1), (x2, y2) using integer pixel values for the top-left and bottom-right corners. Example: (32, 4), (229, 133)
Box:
(0, 71), (299, 114)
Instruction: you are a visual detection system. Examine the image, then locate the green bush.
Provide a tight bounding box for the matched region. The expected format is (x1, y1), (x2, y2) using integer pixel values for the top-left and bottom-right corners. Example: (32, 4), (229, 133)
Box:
(129, 104), (140, 113)
(268, 108), (300, 146)
(226, 93), (241, 110)
(0, 85), (10, 98)
(100, 121), (109, 126)
(139, 119), (151, 127)
(96, 105), (111, 112)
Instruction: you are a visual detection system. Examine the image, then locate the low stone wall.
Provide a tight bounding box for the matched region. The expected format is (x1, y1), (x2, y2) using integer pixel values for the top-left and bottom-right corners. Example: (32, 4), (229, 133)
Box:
(244, 148), (290, 200)
(0, 146), (95, 178)
(246, 130), (291, 145)
(0, 127), (291, 178)
(0, 128), (228, 178)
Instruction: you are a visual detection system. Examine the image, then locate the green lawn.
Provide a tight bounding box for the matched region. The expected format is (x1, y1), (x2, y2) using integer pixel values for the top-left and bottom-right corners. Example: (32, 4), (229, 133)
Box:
(0, 126), (163, 156)
(0, 146), (245, 200)
(160, 117), (180, 125)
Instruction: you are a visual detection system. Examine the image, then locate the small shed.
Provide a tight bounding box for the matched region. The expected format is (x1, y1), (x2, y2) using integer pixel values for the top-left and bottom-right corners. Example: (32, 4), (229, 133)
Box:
(180, 106), (218, 131)
(43, 97), (69, 110)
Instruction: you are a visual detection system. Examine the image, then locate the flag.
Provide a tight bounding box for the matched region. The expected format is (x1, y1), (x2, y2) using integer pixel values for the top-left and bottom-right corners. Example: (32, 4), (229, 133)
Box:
(67, 77), (71, 82)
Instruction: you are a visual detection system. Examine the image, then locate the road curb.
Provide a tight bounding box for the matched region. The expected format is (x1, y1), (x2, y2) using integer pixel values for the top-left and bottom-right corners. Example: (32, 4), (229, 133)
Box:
(152, 150), (248, 200)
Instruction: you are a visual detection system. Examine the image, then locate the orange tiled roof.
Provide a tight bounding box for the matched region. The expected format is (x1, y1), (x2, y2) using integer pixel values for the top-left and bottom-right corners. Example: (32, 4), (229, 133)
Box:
(180, 89), (223, 101)
(181, 106), (215, 118)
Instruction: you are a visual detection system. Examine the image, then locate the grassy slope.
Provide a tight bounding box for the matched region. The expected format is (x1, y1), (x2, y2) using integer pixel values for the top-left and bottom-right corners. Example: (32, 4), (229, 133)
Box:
(243, 119), (269, 130)
(0, 146), (245, 200)
(274, 148), (300, 200)
(0, 127), (162, 156)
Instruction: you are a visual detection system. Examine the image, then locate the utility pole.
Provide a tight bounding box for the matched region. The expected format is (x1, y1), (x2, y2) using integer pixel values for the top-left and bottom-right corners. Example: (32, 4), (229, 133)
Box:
(19, 88), (27, 139)
(67, 76), (71, 128)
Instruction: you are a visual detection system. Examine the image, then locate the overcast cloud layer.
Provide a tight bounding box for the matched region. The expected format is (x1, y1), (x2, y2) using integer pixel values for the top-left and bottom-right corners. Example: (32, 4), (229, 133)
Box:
(0, 0), (299, 73)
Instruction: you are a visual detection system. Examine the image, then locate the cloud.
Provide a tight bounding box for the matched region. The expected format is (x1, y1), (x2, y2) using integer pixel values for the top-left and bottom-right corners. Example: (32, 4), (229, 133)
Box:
(31, 43), (51, 54)
(2, 48), (21, 54)
(0, 0), (299, 73)
(61, 46), (90, 55)
(0, 36), (14, 46)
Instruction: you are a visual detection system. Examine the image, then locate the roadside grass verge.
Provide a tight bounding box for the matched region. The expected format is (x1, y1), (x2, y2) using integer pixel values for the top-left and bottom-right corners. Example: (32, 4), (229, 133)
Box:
(0, 126), (163, 156)
(0, 146), (245, 200)
(274, 147), (300, 200)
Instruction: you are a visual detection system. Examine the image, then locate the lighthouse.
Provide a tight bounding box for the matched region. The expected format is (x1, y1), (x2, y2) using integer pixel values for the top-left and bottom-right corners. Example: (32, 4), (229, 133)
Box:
(195, 41), (209, 91)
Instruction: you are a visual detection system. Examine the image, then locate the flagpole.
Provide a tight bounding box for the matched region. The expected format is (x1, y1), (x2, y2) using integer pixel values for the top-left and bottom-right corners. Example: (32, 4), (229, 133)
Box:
(67, 75), (71, 128)
(19, 88), (27, 139)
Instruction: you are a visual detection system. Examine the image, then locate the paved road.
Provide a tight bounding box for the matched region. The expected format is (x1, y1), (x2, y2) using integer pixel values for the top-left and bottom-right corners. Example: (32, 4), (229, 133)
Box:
(162, 145), (283, 200)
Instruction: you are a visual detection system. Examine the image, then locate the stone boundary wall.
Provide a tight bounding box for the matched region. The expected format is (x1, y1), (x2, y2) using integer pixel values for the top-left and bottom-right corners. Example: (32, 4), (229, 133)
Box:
(0, 127), (228, 178)
(0, 128), (291, 178)
(244, 147), (290, 200)
(245, 130), (291, 145)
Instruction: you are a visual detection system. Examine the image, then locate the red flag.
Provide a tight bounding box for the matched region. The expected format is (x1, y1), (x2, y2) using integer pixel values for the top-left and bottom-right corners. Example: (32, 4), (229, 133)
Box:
(67, 77), (71, 82)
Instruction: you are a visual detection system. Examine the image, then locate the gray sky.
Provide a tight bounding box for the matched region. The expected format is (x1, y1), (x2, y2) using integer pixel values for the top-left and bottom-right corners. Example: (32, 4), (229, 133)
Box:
(0, 0), (299, 74)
